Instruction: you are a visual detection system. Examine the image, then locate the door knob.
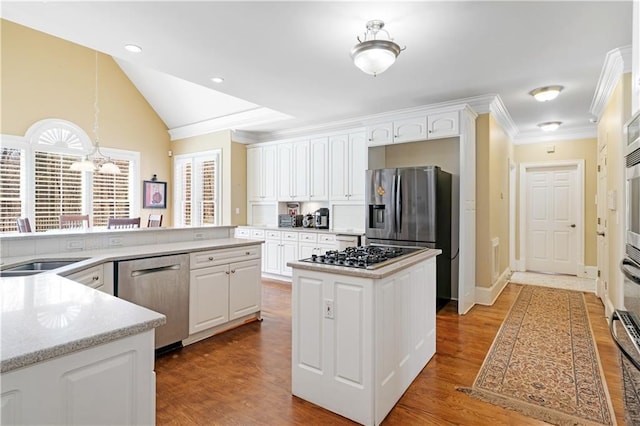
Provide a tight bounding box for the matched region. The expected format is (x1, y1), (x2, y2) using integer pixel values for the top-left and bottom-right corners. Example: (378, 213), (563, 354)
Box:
(569, 224), (576, 228)
(597, 231), (605, 237)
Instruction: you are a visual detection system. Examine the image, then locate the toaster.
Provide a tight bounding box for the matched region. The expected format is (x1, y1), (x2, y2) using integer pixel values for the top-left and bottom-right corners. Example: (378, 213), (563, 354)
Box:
(279, 214), (303, 228)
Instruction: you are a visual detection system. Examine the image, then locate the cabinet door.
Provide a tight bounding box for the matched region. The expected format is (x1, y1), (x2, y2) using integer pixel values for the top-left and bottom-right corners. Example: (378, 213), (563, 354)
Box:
(394, 116), (427, 143)
(189, 265), (229, 334)
(348, 132), (367, 201)
(277, 143), (293, 200)
(298, 242), (316, 259)
(367, 122), (394, 146)
(427, 111), (459, 139)
(329, 134), (349, 201)
(229, 259), (262, 320)
(261, 145), (278, 201)
(247, 147), (262, 201)
(264, 240), (282, 275)
(281, 241), (298, 277)
(292, 140), (309, 200)
(309, 137), (329, 200)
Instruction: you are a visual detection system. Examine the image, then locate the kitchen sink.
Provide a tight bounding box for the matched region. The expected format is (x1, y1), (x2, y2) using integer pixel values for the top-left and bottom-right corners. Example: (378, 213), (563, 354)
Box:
(1, 258), (89, 277)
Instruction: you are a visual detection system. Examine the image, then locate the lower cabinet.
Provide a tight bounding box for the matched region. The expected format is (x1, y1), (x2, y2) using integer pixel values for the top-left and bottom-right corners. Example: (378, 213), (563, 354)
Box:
(1, 331), (155, 425)
(188, 247), (261, 338)
(264, 230), (298, 277)
(64, 262), (114, 295)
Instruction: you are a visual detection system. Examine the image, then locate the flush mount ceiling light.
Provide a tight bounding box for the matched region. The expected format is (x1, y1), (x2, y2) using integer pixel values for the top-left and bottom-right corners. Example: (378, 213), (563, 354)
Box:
(211, 76), (225, 84)
(350, 20), (405, 76)
(538, 121), (562, 132)
(529, 85), (564, 102)
(124, 44), (142, 53)
(70, 52), (121, 174)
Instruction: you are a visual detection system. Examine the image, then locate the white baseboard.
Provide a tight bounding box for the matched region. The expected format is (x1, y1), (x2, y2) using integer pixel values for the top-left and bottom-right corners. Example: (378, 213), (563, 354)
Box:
(476, 268), (511, 306)
(604, 294), (616, 321)
(580, 265), (598, 279)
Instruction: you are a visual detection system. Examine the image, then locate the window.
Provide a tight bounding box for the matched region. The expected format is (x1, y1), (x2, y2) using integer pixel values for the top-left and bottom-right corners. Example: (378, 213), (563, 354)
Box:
(174, 150), (221, 227)
(0, 119), (139, 232)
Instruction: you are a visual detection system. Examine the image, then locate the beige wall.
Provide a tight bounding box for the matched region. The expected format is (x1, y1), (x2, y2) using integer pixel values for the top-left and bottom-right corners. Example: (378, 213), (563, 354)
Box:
(170, 130), (247, 226)
(1, 20), (172, 224)
(598, 73), (632, 309)
(514, 138), (598, 267)
(475, 114), (492, 287)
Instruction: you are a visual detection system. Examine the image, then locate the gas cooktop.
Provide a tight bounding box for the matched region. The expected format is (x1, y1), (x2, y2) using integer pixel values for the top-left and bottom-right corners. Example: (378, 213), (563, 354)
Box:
(300, 245), (424, 270)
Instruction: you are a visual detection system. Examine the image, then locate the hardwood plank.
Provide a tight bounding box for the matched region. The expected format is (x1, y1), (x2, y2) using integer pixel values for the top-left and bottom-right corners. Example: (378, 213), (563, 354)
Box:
(155, 281), (626, 425)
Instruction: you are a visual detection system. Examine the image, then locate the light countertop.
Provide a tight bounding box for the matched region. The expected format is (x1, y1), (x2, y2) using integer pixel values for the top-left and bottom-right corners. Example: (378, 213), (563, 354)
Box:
(1, 238), (263, 373)
(287, 248), (441, 279)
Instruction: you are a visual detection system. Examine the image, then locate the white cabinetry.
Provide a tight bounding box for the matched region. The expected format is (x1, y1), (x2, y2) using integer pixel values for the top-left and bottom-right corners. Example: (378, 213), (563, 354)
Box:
(309, 137), (329, 200)
(291, 256), (436, 425)
(298, 232), (337, 258)
(188, 245), (261, 338)
(329, 131), (367, 201)
(366, 111), (460, 146)
(64, 263), (114, 295)
(247, 145), (277, 201)
(278, 140), (309, 201)
(1, 331), (156, 426)
(264, 230), (298, 277)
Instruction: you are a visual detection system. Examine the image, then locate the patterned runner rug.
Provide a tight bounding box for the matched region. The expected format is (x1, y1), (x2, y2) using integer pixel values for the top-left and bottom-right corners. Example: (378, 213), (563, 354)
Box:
(458, 285), (615, 425)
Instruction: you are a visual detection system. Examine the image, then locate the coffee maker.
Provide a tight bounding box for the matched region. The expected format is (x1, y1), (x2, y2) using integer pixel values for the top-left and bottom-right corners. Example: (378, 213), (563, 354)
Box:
(314, 208), (329, 229)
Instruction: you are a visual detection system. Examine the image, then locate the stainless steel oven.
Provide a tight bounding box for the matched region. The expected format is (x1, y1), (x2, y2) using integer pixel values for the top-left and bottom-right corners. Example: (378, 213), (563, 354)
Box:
(612, 258), (640, 370)
(626, 111), (640, 254)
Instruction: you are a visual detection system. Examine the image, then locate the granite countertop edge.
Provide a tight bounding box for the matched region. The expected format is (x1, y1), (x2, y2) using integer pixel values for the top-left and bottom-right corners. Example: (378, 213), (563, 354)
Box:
(1, 316), (166, 374)
(287, 248), (442, 279)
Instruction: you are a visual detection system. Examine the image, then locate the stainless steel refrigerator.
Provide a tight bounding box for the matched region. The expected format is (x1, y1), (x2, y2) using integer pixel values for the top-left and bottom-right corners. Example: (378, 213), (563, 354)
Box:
(366, 166), (452, 309)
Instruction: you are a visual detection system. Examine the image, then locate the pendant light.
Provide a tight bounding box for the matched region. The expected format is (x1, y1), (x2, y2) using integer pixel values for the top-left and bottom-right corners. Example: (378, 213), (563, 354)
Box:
(350, 20), (405, 76)
(70, 51), (121, 174)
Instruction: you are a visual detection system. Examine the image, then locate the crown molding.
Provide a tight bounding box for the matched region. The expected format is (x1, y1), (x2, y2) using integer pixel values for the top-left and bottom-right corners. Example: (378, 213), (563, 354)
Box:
(589, 45), (633, 120)
(168, 107), (293, 141)
(488, 95), (519, 139)
(513, 125), (596, 145)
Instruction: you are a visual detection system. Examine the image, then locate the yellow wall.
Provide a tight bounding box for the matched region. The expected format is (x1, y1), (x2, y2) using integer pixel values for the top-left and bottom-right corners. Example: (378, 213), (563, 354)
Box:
(170, 130), (247, 226)
(514, 138), (598, 267)
(598, 73), (631, 309)
(1, 20), (172, 224)
(475, 114), (492, 287)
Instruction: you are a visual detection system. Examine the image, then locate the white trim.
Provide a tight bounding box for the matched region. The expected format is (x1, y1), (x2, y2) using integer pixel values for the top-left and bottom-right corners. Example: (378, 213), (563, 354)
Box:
(509, 159), (516, 271)
(489, 95), (518, 139)
(475, 268), (511, 306)
(519, 160), (585, 275)
(25, 118), (93, 155)
(582, 265), (598, 279)
(589, 45), (633, 120)
(513, 126), (596, 145)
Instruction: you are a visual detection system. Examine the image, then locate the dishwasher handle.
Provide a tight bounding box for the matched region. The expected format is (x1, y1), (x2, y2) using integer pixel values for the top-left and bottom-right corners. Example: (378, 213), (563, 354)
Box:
(131, 264), (181, 277)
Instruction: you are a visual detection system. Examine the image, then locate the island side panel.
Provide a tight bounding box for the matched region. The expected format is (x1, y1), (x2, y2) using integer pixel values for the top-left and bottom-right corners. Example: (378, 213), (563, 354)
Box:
(291, 270), (375, 425)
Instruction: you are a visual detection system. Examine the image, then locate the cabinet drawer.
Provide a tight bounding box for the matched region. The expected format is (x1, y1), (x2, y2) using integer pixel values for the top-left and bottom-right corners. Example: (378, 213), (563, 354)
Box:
(298, 233), (318, 243)
(318, 233), (336, 243)
(191, 246), (260, 269)
(265, 230), (281, 240)
(66, 265), (104, 289)
(250, 229), (265, 239)
(235, 228), (250, 238)
(282, 232), (298, 241)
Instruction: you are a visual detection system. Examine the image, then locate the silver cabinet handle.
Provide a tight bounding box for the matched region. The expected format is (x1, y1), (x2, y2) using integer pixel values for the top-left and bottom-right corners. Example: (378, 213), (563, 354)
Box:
(131, 264), (180, 277)
(246, 251), (251, 255)
(208, 256), (214, 261)
(226, 271), (230, 275)
(231, 270), (236, 274)
(92, 275), (100, 281)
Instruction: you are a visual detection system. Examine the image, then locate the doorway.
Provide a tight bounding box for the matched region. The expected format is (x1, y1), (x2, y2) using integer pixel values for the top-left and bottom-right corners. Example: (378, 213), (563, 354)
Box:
(519, 161), (585, 275)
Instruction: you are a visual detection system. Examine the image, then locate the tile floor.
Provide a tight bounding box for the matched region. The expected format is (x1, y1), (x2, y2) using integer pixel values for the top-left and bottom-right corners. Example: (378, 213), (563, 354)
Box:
(510, 271), (596, 293)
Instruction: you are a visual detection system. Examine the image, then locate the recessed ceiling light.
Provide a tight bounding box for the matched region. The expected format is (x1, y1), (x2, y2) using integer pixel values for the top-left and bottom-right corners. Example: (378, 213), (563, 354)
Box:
(124, 44), (142, 53)
(211, 77), (225, 84)
(538, 121), (562, 131)
(529, 85), (564, 102)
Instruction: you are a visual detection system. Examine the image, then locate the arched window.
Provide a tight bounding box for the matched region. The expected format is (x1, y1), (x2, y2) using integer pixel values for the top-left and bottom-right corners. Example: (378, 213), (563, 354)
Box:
(0, 119), (139, 232)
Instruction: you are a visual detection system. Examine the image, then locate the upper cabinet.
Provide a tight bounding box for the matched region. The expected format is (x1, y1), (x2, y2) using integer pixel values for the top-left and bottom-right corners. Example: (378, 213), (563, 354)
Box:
(329, 131), (367, 202)
(247, 145), (277, 201)
(309, 137), (329, 201)
(277, 140), (309, 201)
(366, 111), (459, 147)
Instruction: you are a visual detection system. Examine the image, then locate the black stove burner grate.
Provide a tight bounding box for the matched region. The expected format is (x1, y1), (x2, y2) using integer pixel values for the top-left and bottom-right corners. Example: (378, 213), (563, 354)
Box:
(301, 245), (422, 269)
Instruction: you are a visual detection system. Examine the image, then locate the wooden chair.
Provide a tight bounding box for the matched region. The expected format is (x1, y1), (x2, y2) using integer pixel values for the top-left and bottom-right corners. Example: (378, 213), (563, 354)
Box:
(107, 217), (141, 229)
(16, 217), (32, 233)
(60, 214), (90, 229)
(147, 214), (163, 228)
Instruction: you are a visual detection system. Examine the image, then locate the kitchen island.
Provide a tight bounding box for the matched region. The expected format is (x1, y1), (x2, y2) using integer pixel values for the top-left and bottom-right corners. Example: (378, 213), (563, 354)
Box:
(288, 247), (441, 425)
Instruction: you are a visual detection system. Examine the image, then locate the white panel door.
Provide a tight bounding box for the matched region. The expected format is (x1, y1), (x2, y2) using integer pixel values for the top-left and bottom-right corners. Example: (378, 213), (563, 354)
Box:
(348, 132), (367, 201)
(229, 259), (261, 320)
(277, 143), (293, 200)
(596, 148), (608, 299)
(309, 137), (329, 200)
(329, 135), (349, 201)
(526, 167), (577, 274)
(292, 140), (309, 200)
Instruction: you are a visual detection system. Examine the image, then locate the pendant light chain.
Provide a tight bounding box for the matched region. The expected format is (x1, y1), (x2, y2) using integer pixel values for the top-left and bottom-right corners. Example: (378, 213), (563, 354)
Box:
(93, 51), (100, 148)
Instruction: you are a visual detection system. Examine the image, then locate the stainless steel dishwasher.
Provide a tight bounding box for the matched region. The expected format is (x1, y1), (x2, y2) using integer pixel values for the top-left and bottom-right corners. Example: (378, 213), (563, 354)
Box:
(116, 254), (189, 350)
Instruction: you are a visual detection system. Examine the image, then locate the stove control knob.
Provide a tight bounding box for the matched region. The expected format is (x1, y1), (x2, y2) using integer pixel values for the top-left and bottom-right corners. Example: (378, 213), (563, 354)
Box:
(311, 254), (317, 261)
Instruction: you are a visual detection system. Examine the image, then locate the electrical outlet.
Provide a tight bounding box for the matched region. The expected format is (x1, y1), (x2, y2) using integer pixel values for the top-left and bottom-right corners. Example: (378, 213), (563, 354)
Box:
(324, 299), (334, 319)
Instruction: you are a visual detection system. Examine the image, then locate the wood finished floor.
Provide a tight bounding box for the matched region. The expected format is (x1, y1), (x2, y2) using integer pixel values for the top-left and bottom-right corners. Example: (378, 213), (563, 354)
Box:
(155, 280), (626, 425)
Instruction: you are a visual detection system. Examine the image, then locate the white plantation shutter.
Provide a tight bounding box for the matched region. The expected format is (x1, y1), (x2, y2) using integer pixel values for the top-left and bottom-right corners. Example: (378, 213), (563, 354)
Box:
(0, 147), (24, 232)
(92, 158), (132, 227)
(34, 151), (84, 231)
(174, 150), (220, 227)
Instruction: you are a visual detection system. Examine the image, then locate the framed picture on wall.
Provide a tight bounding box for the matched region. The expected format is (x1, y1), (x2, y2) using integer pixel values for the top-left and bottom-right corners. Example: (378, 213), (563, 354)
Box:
(143, 180), (167, 209)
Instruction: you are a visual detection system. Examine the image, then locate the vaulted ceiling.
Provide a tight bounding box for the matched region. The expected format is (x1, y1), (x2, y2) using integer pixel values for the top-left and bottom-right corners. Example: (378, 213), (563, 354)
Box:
(1, 1), (633, 143)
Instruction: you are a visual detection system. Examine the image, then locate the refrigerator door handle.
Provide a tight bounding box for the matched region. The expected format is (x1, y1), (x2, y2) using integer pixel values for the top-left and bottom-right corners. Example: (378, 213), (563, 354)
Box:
(396, 172), (402, 233)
